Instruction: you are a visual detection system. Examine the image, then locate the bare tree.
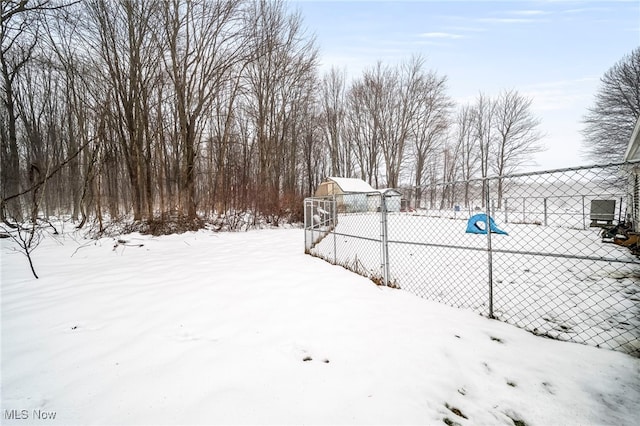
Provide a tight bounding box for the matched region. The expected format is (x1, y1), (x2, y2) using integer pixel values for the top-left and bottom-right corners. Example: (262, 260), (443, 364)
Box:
(345, 57), (452, 195)
(377, 60), (407, 189)
(472, 92), (495, 207)
(410, 65), (452, 208)
(347, 71), (382, 187)
(453, 104), (478, 208)
(42, 4), (89, 221)
(492, 89), (544, 207)
(206, 69), (246, 216)
(161, 0), (246, 219)
(0, 0), (46, 222)
(350, 58), (430, 189)
(583, 47), (640, 163)
(244, 0), (318, 219)
(0, 220), (43, 278)
(320, 66), (350, 177)
(439, 139), (461, 209)
(85, 0), (161, 221)
(301, 108), (327, 196)
(1, 0), (83, 223)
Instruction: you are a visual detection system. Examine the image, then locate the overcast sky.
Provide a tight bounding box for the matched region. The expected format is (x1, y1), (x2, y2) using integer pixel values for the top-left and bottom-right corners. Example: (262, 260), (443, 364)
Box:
(287, 0), (639, 171)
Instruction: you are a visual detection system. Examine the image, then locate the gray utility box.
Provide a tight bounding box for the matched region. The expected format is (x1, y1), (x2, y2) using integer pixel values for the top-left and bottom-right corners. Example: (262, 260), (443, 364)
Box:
(590, 200), (616, 227)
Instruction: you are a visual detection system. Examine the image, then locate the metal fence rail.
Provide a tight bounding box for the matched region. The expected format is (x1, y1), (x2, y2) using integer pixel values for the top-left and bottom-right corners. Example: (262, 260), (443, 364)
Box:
(304, 163), (640, 357)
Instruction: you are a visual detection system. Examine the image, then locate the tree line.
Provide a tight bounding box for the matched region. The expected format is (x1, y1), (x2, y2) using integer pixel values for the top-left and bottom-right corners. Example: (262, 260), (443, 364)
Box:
(1, 0), (545, 231)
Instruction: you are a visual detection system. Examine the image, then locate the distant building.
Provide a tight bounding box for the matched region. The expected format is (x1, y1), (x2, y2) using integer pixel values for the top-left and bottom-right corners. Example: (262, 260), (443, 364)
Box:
(372, 188), (402, 212)
(315, 177), (375, 213)
(315, 177), (402, 213)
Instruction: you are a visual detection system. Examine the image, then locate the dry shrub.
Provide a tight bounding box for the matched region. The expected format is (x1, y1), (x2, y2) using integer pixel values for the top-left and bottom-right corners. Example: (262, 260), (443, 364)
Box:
(144, 212), (205, 236)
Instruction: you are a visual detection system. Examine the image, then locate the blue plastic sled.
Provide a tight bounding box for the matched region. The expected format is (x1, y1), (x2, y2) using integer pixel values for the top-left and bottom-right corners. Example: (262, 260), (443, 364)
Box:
(466, 213), (508, 235)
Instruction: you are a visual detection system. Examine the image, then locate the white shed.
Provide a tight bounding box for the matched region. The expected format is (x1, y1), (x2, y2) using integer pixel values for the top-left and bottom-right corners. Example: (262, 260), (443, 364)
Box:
(315, 177), (377, 213)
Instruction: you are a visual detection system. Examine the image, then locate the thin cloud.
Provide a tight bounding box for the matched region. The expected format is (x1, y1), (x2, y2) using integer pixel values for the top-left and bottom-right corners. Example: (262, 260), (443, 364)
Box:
(477, 8), (552, 25)
(508, 10), (550, 16)
(445, 25), (487, 33)
(562, 7), (611, 14)
(520, 78), (599, 112)
(419, 32), (465, 39)
(413, 40), (448, 47)
(478, 17), (541, 24)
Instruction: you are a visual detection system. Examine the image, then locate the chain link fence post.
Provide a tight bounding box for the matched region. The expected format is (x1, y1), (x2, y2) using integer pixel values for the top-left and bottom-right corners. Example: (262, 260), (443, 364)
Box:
(380, 193), (390, 286)
(485, 180), (494, 319)
(333, 195), (337, 264)
(304, 198), (310, 252)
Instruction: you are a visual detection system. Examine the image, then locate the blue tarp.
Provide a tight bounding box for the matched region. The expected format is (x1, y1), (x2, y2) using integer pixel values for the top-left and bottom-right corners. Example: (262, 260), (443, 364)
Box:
(465, 213), (508, 235)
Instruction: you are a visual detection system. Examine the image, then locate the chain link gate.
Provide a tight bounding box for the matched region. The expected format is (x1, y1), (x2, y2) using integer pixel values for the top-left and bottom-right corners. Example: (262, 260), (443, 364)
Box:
(305, 192), (387, 283)
(305, 163), (640, 357)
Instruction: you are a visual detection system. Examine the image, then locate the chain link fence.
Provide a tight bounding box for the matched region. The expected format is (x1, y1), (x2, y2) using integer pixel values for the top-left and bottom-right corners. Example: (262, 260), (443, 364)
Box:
(304, 163), (640, 357)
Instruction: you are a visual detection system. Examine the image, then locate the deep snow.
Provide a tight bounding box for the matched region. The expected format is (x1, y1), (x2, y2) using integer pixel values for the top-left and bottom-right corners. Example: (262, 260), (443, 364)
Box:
(1, 227), (639, 425)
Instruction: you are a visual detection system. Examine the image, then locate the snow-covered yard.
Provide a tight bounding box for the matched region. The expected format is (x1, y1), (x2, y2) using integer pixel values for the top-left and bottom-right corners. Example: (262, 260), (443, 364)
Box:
(310, 213), (640, 355)
(2, 227), (639, 425)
